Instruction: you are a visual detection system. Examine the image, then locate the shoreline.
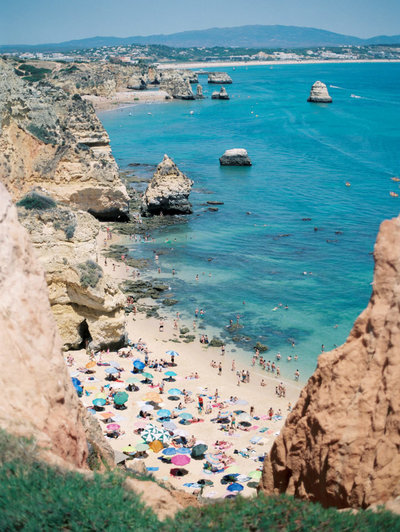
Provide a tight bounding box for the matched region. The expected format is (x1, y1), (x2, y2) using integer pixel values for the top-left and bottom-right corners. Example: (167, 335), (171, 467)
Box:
(84, 90), (170, 112)
(157, 58), (400, 69)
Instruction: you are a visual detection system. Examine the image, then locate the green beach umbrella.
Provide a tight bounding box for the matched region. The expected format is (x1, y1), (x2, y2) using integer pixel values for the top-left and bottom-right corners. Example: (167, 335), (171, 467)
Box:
(249, 470), (262, 481)
(142, 372), (154, 380)
(114, 391), (129, 405)
(126, 377), (141, 384)
(135, 442), (149, 452)
(122, 446), (136, 455)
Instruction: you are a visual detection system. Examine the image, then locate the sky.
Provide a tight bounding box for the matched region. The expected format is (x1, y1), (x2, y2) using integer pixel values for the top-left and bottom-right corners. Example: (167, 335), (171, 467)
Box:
(0, 0), (399, 45)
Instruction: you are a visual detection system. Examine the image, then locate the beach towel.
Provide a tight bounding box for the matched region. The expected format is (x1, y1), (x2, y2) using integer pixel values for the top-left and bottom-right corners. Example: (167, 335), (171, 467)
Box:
(259, 427), (269, 433)
(250, 426), (259, 431)
(146, 467), (159, 472)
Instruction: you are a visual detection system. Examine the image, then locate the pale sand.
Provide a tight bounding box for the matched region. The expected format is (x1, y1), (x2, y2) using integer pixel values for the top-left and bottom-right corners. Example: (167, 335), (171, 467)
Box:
(158, 59), (400, 70)
(67, 230), (302, 499)
(83, 90), (170, 111)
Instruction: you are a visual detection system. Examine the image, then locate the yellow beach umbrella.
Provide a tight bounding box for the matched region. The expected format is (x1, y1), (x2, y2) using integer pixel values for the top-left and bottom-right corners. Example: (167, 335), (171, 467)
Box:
(86, 361), (96, 369)
(148, 440), (163, 453)
(94, 393), (107, 400)
(85, 385), (98, 392)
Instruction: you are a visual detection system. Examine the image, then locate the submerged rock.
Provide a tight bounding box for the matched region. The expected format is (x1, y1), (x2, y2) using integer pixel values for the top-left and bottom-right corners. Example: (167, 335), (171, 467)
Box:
(307, 81), (332, 103)
(141, 155), (193, 216)
(208, 72), (233, 84)
(212, 87), (230, 100)
(260, 214), (400, 509)
(219, 149), (252, 166)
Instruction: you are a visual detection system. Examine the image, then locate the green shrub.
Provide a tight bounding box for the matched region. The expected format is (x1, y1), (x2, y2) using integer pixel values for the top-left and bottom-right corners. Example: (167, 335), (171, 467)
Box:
(17, 192), (56, 211)
(64, 223), (76, 240)
(76, 260), (103, 289)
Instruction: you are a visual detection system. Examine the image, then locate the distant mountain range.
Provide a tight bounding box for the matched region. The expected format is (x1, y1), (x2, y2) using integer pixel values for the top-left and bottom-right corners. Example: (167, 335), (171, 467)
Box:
(2, 25), (400, 53)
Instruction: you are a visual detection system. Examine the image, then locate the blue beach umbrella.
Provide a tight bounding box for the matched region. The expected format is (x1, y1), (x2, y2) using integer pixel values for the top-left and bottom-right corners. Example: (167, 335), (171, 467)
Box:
(133, 360), (145, 370)
(168, 388), (182, 396)
(179, 412), (193, 420)
(157, 409), (171, 418)
(165, 371), (177, 377)
(92, 398), (106, 407)
(166, 350), (180, 357)
(163, 421), (177, 431)
(227, 483), (244, 492)
(162, 448), (177, 456)
(105, 367), (119, 374)
(176, 447), (191, 454)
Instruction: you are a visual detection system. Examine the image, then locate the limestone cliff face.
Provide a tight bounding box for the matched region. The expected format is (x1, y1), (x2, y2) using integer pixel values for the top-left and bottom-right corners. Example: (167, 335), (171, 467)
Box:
(17, 204), (126, 350)
(141, 155), (193, 216)
(0, 183), (90, 467)
(0, 59), (129, 220)
(159, 70), (195, 100)
(261, 215), (400, 509)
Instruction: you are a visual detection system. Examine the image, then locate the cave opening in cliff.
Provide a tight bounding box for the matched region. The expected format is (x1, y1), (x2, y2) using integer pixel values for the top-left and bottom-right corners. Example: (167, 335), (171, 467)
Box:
(78, 320), (92, 349)
(88, 209), (130, 223)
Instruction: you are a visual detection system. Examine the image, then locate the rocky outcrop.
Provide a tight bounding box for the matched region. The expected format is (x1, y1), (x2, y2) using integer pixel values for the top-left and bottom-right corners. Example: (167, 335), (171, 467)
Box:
(208, 72), (232, 84)
(159, 70), (195, 100)
(0, 183), (89, 467)
(219, 148), (251, 166)
(212, 87), (230, 100)
(195, 84), (204, 99)
(17, 202), (126, 350)
(260, 215), (400, 509)
(307, 81), (332, 103)
(127, 73), (148, 90)
(0, 59), (129, 220)
(141, 155), (193, 216)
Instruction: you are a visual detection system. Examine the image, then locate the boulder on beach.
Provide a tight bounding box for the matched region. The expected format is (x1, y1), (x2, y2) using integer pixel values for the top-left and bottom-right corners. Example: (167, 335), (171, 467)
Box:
(208, 72), (232, 84)
(141, 155), (194, 216)
(307, 81), (332, 103)
(219, 149), (252, 166)
(211, 87), (230, 100)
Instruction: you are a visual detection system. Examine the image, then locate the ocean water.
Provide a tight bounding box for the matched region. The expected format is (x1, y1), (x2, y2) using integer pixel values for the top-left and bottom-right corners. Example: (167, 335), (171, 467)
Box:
(100, 63), (400, 381)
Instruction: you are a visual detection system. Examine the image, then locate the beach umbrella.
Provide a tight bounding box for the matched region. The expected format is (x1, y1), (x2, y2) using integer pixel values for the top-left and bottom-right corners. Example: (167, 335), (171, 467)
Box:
(133, 360), (145, 370)
(234, 410), (246, 415)
(100, 411), (114, 420)
(166, 350), (180, 357)
(239, 421), (251, 427)
(198, 479), (214, 487)
(141, 404), (154, 412)
(191, 444), (208, 458)
(248, 470), (262, 481)
(92, 398), (106, 407)
(247, 481), (259, 489)
(147, 401), (161, 409)
(165, 371), (177, 377)
(142, 372), (154, 380)
(179, 412), (193, 420)
(238, 413), (252, 421)
(71, 377), (81, 386)
(176, 447), (191, 455)
(141, 424), (171, 443)
(173, 429), (188, 438)
(227, 483), (244, 492)
(157, 409), (171, 418)
(163, 422), (177, 431)
(85, 384), (98, 392)
(114, 392), (129, 405)
(162, 447), (177, 456)
(94, 392), (107, 400)
(168, 395), (180, 401)
(225, 466), (239, 475)
(109, 360), (122, 368)
(168, 388), (182, 395)
(126, 377), (141, 384)
(222, 474), (239, 484)
(85, 361), (96, 369)
(216, 417), (230, 424)
(170, 468), (188, 477)
(135, 442), (149, 452)
(105, 367), (119, 375)
(148, 440), (163, 453)
(171, 454), (191, 466)
(122, 446), (136, 455)
(106, 423), (120, 431)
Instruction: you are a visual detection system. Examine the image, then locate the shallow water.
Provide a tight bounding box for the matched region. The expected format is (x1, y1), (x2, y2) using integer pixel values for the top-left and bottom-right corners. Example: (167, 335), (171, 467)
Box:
(100, 63), (400, 380)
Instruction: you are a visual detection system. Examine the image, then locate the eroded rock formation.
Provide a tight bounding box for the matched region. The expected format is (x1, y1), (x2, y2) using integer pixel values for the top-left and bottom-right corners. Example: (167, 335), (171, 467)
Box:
(0, 59), (129, 220)
(219, 148), (251, 166)
(307, 81), (332, 103)
(159, 70), (195, 100)
(212, 87), (230, 100)
(208, 72), (233, 84)
(17, 203), (126, 350)
(141, 155), (193, 216)
(260, 215), (400, 509)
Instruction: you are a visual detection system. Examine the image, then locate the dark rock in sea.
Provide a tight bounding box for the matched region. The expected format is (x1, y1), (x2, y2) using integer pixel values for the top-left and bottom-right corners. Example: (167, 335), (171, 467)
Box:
(219, 149), (252, 166)
(207, 201), (224, 205)
(302, 218), (312, 221)
(212, 87), (230, 100)
(207, 207), (218, 212)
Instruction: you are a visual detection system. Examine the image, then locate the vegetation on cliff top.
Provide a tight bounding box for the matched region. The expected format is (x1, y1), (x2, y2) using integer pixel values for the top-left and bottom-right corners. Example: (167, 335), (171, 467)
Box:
(0, 430), (399, 531)
(17, 191), (57, 211)
(76, 260), (103, 288)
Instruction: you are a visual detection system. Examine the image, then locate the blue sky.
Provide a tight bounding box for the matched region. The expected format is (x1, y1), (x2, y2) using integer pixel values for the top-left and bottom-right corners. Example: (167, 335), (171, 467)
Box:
(1, 0), (399, 44)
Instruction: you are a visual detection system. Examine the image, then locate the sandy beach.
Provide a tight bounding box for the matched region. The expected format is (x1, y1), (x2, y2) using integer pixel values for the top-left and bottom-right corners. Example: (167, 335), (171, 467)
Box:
(84, 90), (169, 111)
(67, 229), (302, 499)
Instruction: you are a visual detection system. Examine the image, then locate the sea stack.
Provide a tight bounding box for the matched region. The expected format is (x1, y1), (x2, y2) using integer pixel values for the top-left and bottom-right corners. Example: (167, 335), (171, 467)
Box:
(208, 72), (233, 84)
(260, 215), (400, 509)
(219, 149), (251, 166)
(195, 84), (204, 99)
(212, 87), (230, 100)
(141, 155), (193, 216)
(307, 81), (332, 103)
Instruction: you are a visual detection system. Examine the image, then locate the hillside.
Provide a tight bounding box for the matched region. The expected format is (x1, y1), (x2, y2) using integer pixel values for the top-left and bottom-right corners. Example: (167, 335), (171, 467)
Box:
(1, 25), (400, 52)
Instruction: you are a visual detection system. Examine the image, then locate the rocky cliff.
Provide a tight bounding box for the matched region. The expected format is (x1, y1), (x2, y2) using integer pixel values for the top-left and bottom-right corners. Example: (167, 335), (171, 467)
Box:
(141, 155), (193, 216)
(17, 201), (126, 350)
(0, 183), (89, 467)
(0, 59), (129, 220)
(260, 215), (400, 509)
(159, 70), (195, 100)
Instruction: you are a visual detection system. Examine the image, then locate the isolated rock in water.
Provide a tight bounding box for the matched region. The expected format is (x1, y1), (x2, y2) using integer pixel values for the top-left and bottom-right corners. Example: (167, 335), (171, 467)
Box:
(260, 215), (400, 509)
(212, 87), (230, 100)
(219, 149), (251, 166)
(307, 81), (332, 103)
(0, 183), (89, 467)
(196, 84), (204, 99)
(208, 72), (233, 84)
(127, 73), (147, 90)
(141, 155), (193, 216)
(159, 70), (195, 100)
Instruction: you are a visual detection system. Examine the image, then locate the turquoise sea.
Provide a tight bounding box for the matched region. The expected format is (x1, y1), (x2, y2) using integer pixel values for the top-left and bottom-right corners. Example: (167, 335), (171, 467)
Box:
(100, 63), (400, 381)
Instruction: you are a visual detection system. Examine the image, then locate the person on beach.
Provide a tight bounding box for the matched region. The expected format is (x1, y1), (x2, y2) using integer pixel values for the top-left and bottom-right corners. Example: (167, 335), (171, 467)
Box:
(200, 309), (205, 318)
(231, 360), (236, 371)
(260, 379), (266, 387)
(295, 369), (300, 381)
(250, 406), (255, 417)
(221, 344), (225, 356)
(172, 269), (176, 275)
(276, 366), (280, 377)
(193, 321), (197, 330)
(218, 363), (222, 376)
(159, 320), (164, 332)
(173, 320), (178, 330)
(195, 308), (199, 318)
